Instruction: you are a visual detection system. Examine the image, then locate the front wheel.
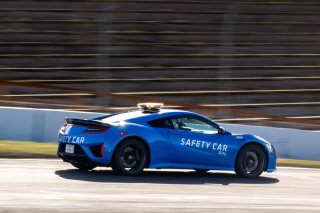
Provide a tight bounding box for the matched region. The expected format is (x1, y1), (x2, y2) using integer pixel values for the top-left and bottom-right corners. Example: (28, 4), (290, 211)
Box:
(235, 144), (267, 178)
(112, 139), (148, 176)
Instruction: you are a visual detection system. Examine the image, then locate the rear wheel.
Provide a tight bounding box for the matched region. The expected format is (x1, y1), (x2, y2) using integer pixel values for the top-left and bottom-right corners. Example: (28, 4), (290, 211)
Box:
(235, 144), (267, 178)
(112, 139), (148, 176)
(71, 162), (96, 171)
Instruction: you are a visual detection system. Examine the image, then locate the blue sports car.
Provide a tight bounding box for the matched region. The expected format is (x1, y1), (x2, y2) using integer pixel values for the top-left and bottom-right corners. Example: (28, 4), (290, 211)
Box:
(57, 103), (276, 178)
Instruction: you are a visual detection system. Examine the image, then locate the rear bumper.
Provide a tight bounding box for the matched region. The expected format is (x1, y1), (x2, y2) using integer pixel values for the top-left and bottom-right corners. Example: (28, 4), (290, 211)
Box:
(57, 143), (108, 166)
(58, 152), (93, 164)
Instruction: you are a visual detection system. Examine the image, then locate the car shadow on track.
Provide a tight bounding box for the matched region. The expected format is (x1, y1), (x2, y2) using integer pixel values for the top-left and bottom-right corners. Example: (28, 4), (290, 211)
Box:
(55, 169), (279, 185)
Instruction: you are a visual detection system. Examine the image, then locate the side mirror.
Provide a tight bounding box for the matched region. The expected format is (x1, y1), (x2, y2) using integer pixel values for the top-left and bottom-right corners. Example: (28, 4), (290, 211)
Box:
(218, 127), (225, 134)
(218, 126), (230, 135)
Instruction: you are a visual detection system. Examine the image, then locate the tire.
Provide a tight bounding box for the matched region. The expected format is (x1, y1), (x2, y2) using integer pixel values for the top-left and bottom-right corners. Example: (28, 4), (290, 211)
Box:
(235, 144), (267, 178)
(112, 139), (148, 176)
(71, 162), (96, 171)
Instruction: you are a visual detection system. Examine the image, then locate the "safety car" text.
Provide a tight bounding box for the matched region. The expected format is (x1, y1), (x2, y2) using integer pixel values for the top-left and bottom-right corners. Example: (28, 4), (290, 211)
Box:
(58, 135), (85, 144)
(180, 138), (228, 152)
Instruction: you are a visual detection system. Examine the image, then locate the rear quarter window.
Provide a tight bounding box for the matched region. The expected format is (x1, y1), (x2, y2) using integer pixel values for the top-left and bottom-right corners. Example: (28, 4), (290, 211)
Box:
(148, 118), (172, 129)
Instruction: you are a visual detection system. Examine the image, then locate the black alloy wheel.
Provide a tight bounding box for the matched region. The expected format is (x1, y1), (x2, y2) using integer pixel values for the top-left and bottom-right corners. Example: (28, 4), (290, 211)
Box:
(112, 139), (148, 176)
(235, 144), (267, 178)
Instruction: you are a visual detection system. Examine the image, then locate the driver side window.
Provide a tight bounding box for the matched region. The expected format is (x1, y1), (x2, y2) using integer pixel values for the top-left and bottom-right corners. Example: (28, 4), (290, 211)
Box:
(171, 115), (218, 134)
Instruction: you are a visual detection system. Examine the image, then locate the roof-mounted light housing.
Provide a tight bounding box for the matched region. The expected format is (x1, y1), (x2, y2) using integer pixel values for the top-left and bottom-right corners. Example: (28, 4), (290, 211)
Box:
(137, 103), (164, 113)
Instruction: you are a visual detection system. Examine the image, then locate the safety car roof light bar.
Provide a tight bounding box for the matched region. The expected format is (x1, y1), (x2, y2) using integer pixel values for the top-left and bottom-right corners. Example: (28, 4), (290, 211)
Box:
(137, 103), (164, 113)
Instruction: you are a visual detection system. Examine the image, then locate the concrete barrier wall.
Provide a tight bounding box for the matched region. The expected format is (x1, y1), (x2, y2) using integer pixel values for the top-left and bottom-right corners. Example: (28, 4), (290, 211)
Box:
(0, 107), (319, 161)
(223, 124), (320, 161)
(0, 107), (104, 143)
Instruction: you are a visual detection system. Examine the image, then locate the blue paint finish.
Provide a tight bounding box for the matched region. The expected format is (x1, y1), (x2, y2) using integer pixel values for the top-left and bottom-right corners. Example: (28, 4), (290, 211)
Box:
(57, 109), (277, 173)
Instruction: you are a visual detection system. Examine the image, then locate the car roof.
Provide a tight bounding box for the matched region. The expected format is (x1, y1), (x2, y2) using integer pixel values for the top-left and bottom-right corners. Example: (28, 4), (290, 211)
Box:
(98, 109), (199, 124)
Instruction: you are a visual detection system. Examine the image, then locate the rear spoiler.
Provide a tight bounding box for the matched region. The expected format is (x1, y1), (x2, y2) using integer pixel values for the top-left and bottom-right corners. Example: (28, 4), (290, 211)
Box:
(65, 118), (111, 127)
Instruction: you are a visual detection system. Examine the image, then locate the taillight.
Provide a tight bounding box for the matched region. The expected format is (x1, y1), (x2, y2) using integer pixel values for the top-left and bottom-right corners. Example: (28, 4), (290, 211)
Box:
(59, 122), (68, 134)
(83, 126), (109, 134)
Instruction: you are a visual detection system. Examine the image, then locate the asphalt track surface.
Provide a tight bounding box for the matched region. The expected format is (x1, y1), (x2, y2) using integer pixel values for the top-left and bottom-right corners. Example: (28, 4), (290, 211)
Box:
(0, 159), (319, 213)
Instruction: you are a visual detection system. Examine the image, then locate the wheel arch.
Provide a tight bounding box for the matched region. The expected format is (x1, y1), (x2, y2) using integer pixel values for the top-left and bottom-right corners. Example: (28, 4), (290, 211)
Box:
(235, 141), (269, 171)
(111, 136), (151, 168)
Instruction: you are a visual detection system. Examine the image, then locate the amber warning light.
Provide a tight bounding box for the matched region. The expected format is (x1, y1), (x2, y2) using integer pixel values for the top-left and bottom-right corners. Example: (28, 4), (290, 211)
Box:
(137, 103), (164, 112)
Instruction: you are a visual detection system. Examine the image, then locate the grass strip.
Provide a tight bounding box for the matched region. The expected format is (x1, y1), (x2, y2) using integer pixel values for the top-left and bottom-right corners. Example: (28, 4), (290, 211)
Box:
(277, 158), (320, 169)
(0, 140), (57, 157)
